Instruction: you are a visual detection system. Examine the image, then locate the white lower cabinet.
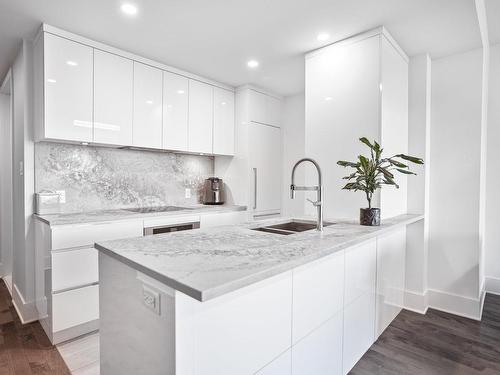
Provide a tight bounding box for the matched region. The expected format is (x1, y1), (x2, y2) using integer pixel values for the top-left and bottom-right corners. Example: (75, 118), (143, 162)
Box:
(52, 284), (99, 332)
(256, 350), (291, 375)
(376, 227), (407, 336)
(51, 247), (98, 292)
(199, 211), (247, 228)
(292, 312), (343, 375)
(292, 251), (344, 343)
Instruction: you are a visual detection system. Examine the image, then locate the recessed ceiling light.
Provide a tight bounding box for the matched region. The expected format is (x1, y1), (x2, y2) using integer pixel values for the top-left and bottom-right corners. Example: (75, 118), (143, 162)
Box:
(177, 90), (185, 94)
(317, 33), (330, 42)
(121, 3), (138, 16)
(221, 102), (227, 106)
(66, 60), (78, 66)
(325, 96), (333, 101)
(47, 78), (57, 83)
(146, 100), (153, 105)
(247, 60), (259, 69)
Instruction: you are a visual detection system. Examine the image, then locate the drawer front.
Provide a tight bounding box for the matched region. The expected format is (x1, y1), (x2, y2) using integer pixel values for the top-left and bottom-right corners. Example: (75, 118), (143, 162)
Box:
(53, 284), (99, 332)
(51, 220), (143, 250)
(52, 248), (98, 292)
(200, 212), (247, 228)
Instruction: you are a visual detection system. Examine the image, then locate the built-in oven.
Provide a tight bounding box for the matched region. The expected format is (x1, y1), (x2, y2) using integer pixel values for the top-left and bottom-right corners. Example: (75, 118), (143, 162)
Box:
(143, 220), (200, 236)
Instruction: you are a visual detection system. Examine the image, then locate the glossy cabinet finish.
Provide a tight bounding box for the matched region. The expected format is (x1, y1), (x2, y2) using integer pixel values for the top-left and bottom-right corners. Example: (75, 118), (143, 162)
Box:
(292, 312), (343, 375)
(133, 62), (163, 149)
(51, 247), (98, 292)
(248, 90), (281, 127)
(94, 50), (133, 145)
(343, 240), (376, 373)
(248, 122), (281, 215)
(188, 79), (213, 153)
(292, 251), (344, 343)
(256, 350), (291, 375)
(199, 211), (247, 228)
(163, 71), (189, 151)
(42, 33), (93, 142)
(52, 284), (99, 332)
(213, 87), (235, 155)
(376, 227), (407, 336)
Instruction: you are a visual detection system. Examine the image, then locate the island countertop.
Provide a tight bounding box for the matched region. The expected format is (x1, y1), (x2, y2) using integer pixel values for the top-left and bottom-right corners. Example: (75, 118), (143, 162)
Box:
(95, 214), (423, 302)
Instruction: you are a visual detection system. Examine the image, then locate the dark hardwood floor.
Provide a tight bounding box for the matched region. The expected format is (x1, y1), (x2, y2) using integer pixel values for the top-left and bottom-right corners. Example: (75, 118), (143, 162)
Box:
(0, 280), (69, 375)
(351, 293), (500, 375)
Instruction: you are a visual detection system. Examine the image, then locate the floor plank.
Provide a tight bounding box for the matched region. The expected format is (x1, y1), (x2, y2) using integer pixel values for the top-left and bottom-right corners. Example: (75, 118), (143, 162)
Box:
(350, 294), (500, 375)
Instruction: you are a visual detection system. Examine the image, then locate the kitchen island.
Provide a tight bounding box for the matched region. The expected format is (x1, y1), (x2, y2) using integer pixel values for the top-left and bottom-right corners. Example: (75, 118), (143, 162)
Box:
(95, 214), (423, 375)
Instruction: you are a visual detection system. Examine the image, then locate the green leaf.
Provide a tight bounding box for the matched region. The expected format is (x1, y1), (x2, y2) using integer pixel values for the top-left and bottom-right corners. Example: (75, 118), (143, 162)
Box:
(396, 168), (416, 175)
(395, 154), (424, 165)
(359, 137), (374, 149)
(388, 159), (408, 168)
(337, 160), (359, 168)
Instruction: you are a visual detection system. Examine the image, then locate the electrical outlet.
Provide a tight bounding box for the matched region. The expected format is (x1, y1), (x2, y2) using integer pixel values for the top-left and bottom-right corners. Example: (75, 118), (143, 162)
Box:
(185, 188), (191, 199)
(142, 284), (161, 315)
(56, 190), (66, 203)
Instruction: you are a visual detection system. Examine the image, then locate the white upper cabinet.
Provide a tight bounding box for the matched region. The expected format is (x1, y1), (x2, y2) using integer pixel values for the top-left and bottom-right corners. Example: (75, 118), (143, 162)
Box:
(188, 80), (213, 154)
(248, 90), (281, 127)
(213, 87), (235, 155)
(133, 62), (162, 149)
(93, 50), (133, 145)
(163, 71), (189, 151)
(40, 33), (93, 142)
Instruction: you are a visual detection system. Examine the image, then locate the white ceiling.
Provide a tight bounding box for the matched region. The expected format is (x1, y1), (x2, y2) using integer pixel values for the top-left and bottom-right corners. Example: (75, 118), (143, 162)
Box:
(0, 0), (487, 96)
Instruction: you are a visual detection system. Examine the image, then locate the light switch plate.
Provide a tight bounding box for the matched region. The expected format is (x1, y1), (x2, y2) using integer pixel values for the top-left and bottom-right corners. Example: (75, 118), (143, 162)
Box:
(142, 284), (161, 315)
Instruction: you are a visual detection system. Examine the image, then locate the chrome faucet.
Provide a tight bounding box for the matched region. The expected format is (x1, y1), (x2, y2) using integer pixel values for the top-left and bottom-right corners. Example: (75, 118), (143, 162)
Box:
(290, 158), (324, 231)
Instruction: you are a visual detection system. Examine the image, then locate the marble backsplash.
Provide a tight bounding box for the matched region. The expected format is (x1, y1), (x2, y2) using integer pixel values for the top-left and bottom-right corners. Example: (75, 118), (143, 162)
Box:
(35, 142), (214, 213)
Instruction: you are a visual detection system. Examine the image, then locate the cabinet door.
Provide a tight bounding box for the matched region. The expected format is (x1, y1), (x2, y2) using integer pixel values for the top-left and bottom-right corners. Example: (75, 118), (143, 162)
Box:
(249, 90), (267, 124)
(213, 87), (235, 155)
(199, 212), (246, 228)
(267, 95), (281, 127)
(43, 33), (93, 142)
(133, 62), (162, 148)
(248, 123), (281, 214)
(376, 227), (406, 336)
(256, 350), (291, 375)
(94, 50), (133, 145)
(163, 71), (189, 151)
(188, 80), (213, 153)
(292, 312), (343, 375)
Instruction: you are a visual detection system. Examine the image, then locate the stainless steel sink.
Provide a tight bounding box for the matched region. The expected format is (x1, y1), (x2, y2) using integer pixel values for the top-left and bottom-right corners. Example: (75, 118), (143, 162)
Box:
(252, 220), (334, 235)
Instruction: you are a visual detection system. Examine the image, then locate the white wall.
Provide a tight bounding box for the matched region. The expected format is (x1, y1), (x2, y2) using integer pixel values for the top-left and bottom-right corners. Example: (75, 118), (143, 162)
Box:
(404, 54), (431, 313)
(428, 48), (483, 303)
(0, 90), (13, 280)
(281, 93), (305, 217)
(11, 40), (37, 322)
(485, 43), (500, 293)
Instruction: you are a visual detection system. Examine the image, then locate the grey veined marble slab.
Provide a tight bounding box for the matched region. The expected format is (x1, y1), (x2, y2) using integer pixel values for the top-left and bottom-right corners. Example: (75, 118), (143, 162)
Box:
(95, 214), (424, 302)
(35, 205), (247, 226)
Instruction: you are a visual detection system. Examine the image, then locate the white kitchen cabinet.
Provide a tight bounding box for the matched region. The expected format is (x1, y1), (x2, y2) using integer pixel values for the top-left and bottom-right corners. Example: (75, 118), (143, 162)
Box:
(52, 284), (99, 332)
(292, 312), (343, 375)
(344, 240), (377, 306)
(199, 211), (247, 228)
(376, 226), (407, 337)
(175, 272), (292, 375)
(292, 251), (344, 343)
(133, 62), (163, 149)
(248, 122), (282, 216)
(93, 50), (133, 145)
(188, 79), (213, 153)
(36, 33), (93, 142)
(52, 247), (98, 292)
(213, 87), (235, 155)
(163, 71), (189, 151)
(248, 89), (281, 127)
(255, 350), (291, 375)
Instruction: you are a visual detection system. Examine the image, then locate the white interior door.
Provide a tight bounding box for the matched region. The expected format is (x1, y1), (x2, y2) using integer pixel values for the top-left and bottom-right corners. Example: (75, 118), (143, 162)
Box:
(248, 122), (281, 215)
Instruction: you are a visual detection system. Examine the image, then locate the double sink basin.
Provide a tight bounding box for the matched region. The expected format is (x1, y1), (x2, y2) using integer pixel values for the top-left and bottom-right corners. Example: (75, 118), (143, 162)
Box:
(252, 220), (334, 235)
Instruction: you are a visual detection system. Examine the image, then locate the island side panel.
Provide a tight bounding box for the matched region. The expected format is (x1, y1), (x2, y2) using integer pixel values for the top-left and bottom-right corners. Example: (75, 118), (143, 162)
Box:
(99, 252), (176, 375)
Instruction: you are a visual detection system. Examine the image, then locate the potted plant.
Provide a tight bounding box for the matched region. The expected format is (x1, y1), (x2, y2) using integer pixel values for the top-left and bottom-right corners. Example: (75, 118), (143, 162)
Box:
(337, 137), (424, 226)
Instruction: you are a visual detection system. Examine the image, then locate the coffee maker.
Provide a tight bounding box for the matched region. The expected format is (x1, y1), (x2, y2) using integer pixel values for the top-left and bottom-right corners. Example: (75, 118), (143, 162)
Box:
(203, 177), (225, 205)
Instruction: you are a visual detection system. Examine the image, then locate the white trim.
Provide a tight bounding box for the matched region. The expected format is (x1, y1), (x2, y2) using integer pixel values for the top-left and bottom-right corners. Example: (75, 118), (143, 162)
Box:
(12, 283), (39, 324)
(404, 289), (428, 314)
(305, 26), (409, 62)
(485, 276), (500, 295)
(0, 68), (12, 94)
(427, 288), (484, 321)
(41, 24), (234, 92)
(236, 84), (283, 100)
(2, 275), (13, 295)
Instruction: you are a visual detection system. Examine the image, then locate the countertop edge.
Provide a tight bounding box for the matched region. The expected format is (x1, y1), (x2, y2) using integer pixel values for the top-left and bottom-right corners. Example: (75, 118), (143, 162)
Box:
(97, 214), (424, 303)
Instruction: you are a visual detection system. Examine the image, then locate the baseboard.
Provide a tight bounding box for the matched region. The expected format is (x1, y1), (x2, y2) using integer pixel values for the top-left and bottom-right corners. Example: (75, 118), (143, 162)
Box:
(427, 288), (483, 321)
(2, 275), (13, 296)
(485, 276), (500, 296)
(404, 289), (428, 314)
(12, 283), (39, 324)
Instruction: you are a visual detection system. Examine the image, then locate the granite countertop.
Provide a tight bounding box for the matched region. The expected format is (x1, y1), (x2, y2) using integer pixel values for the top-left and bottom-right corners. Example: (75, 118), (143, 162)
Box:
(95, 213), (424, 302)
(34, 204), (247, 226)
